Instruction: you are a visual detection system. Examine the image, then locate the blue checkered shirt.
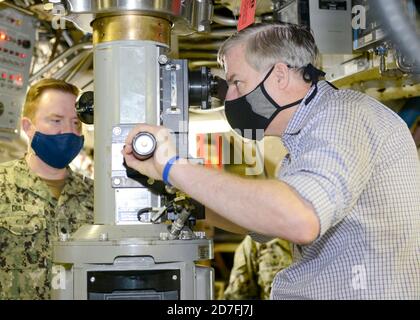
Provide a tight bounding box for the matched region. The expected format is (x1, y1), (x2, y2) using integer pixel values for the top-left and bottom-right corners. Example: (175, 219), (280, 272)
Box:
(268, 81), (420, 300)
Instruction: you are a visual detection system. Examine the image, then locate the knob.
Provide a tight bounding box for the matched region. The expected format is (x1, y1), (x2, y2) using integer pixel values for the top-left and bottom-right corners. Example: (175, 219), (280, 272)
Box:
(76, 91), (94, 124)
(21, 40), (31, 49)
(132, 132), (156, 161)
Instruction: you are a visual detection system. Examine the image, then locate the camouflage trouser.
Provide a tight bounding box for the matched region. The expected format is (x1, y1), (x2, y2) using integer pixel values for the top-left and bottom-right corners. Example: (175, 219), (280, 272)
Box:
(0, 268), (51, 300)
(224, 236), (292, 300)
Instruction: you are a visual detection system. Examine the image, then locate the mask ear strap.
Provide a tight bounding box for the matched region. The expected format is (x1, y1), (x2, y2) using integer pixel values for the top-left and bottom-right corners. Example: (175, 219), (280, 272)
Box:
(303, 63), (326, 85)
(301, 64), (326, 105)
(262, 66), (276, 83)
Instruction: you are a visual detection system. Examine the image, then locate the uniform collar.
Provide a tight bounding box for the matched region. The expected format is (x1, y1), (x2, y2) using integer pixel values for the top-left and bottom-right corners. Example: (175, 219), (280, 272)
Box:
(12, 158), (83, 205)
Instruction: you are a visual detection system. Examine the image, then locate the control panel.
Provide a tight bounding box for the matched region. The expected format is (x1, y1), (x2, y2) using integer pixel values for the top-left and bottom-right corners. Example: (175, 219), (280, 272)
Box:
(353, 0), (419, 51)
(352, 0), (386, 51)
(273, 0), (353, 54)
(0, 7), (36, 137)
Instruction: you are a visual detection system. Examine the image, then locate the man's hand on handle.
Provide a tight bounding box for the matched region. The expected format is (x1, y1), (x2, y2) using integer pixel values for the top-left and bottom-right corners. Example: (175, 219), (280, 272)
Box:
(122, 124), (177, 181)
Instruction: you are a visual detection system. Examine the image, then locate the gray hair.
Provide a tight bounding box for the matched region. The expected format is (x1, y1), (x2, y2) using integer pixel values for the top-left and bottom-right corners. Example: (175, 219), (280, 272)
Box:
(218, 23), (319, 75)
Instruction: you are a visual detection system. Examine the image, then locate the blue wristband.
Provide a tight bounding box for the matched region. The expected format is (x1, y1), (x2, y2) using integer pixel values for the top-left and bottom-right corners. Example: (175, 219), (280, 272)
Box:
(162, 156), (180, 186)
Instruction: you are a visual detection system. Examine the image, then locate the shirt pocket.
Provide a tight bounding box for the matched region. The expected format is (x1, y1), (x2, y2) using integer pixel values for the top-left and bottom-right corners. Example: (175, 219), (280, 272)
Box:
(0, 212), (51, 299)
(56, 200), (93, 235)
(0, 214), (46, 236)
(54, 207), (91, 236)
(0, 212), (49, 269)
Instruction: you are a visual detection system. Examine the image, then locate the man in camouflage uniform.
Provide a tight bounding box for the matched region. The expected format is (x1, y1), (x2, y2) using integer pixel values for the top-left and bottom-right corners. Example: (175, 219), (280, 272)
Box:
(0, 79), (93, 299)
(224, 236), (292, 300)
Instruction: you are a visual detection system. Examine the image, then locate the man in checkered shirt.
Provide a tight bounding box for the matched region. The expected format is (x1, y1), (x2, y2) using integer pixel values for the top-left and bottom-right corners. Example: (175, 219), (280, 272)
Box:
(123, 23), (420, 299)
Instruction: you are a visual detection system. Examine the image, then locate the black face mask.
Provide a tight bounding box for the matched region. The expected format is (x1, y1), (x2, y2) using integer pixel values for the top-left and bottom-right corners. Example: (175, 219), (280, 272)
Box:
(224, 63), (325, 141)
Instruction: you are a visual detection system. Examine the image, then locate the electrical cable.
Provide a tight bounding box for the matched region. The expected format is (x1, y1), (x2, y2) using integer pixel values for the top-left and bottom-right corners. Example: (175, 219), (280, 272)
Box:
(137, 207), (152, 222)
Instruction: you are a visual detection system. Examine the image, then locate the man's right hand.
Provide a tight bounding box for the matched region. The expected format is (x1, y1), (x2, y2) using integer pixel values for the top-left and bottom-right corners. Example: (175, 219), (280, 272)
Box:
(122, 124), (177, 181)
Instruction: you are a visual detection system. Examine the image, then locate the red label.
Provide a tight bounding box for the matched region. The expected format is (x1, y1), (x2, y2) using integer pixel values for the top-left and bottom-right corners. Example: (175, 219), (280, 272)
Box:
(237, 0), (257, 31)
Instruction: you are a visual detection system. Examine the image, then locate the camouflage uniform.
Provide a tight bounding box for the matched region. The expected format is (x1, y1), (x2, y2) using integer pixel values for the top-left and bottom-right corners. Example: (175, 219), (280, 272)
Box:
(0, 158), (93, 300)
(224, 236), (292, 300)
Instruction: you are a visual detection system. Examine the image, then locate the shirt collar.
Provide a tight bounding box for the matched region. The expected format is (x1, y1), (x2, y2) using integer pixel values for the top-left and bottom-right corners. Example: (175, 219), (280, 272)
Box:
(13, 158), (82, 205)
(13, 158), (52, 203)
(283, 81), (334, 136)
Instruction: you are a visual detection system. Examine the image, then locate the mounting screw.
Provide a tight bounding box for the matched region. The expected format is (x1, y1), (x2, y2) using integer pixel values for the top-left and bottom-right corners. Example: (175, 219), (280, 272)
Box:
(112, 127), (121, 136)
(99, 233), (109, 241)
(113, 178), (121, 186)
(158, 55), (168, 65)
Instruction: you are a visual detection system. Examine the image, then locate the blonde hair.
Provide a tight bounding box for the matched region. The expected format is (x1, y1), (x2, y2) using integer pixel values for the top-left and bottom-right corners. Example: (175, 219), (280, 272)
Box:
(218, 23), (319, 74)
(22, 78), (80, 120)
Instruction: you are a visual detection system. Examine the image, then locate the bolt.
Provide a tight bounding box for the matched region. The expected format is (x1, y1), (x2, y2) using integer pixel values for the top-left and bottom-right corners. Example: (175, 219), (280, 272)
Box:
(112, 127), (121, 136)
(160, 232), (169, 241)
(113, 178), (121, 186)
(194, 231), (206, 239)
(99, 233), (109, 241)
(172, 275), (178, 280)
(59, 233), (69, 242)
(165, 185), (177, 194)
(158, 55), (168, 65)
(90, 276), (95, 283)
(180, 230), (193, 240)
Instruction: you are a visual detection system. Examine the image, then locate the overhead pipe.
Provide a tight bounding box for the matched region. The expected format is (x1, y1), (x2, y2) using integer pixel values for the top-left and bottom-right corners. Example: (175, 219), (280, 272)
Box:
(396, 52), (420, 74)
(51, 50), (91, 80)
(188, 60), (221, 69)
(65, 51), (93, 82)
(179, 41), (224, 51)
(179, 28), (236, 40)
(0, 1), (34, 15)
(29, 42), (93, 83)
(212, 14), (238, 27)
(178, 51), (218, 59)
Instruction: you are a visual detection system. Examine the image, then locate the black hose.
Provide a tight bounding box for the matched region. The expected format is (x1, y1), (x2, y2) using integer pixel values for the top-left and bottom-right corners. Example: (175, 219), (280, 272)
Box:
(371, 0), (420, 65)
(137, 207), (153, 221)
